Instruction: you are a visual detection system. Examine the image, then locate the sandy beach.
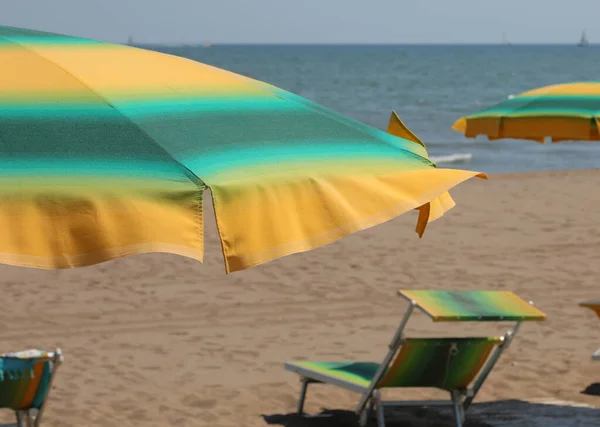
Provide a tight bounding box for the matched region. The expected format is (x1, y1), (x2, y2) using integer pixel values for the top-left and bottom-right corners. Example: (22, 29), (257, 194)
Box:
(0, 169), (599, 426)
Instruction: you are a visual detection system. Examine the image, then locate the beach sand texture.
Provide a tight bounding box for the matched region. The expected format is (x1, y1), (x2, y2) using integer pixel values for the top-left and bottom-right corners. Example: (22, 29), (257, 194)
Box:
(0, 170), (598, 426)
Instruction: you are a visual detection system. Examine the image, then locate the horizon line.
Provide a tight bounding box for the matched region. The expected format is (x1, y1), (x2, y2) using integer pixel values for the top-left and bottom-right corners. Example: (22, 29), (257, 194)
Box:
(131, 41), (596, 47)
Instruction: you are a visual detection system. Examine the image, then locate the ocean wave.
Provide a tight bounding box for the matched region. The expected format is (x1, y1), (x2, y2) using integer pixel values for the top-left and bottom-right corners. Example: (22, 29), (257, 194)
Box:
(430, 153), (473, 164)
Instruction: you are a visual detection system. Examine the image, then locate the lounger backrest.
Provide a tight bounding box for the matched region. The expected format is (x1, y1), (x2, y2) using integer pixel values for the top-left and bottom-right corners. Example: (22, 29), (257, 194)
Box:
(0, 355), (54, 410)
(379, 337), (501, 390)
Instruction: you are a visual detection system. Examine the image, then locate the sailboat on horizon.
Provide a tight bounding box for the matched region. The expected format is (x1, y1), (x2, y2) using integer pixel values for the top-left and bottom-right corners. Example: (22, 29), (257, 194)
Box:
(502, 32), (512, 46)
(578, 30), (589, 47)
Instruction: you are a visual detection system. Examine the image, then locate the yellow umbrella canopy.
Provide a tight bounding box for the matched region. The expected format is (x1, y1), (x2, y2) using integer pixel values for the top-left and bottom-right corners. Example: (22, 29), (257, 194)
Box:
(453, 82), (600, 143)
(0, 25), (486, 273)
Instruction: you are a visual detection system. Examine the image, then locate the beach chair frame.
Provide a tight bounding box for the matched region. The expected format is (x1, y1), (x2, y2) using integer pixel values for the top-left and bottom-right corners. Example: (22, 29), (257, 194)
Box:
(3, 348), (64, 427)
(579, 300), (600, 361)
(286, 291), (545, 427)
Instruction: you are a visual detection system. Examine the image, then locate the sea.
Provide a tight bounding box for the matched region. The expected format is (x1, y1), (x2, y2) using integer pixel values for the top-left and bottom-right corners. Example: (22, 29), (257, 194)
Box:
(144, 44), (600, 174)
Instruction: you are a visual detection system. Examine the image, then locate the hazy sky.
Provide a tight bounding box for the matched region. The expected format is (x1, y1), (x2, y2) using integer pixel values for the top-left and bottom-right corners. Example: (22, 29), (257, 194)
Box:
(2, 0), (598, 45)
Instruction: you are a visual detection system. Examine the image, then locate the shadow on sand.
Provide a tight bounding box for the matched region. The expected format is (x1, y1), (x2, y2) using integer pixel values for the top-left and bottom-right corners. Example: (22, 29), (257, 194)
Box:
(582, 383), (600, 396)
(263, 399), (600, 427)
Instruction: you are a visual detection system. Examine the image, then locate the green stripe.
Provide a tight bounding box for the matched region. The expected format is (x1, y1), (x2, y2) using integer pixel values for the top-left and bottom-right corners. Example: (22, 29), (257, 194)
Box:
(0, 159), (187, 180)
(472, 95), (600, 118)
(0, 97), (303, 119)
(0, 104), (116, 119)
(0, 24), (100, 46)
(183, 140), (432, 178)
(118, 97), (303, 117)
(0, 37), (100, 46)
(267, 86), (430, 159)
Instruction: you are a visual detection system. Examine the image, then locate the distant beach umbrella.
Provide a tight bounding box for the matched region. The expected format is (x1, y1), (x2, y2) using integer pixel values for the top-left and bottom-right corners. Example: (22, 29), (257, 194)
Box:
(0, 25), (485, 273)
(453, 82), (600, 143)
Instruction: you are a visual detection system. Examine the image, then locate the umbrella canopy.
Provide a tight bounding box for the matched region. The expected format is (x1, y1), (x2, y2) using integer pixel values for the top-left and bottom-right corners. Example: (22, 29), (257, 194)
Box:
(0, 25), (485, 273)
(453, 82), (600, 142)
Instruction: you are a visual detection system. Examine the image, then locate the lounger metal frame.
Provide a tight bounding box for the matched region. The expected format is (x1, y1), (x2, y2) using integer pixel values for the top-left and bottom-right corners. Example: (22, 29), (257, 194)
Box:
(579, 300), (600, 361)
(11, 348), (64, 427)
(285, 298), (533, 427)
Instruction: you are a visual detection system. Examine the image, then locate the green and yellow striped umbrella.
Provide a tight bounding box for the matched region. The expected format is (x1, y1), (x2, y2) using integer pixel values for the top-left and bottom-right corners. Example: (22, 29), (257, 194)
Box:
(453, 82), (600, 143)
(0, 25), (485, 273)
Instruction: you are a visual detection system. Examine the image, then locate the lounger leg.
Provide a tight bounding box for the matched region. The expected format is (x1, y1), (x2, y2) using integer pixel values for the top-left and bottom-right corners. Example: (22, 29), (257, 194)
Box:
(297, 378), (309, 415)
(451, 391), (465, 427)
(16, 410), (24, 427)
(374, 390), (385, 427)
(356, 303), (415, 414)
(464, 324), (520, 413)
(359, 398), (375, 427)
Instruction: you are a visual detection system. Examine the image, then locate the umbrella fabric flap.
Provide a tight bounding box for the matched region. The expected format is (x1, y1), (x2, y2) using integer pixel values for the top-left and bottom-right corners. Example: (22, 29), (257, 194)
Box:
(387, 110), (427, 149)
(387, 111), (458, 232)
(210, 167), (484, 272)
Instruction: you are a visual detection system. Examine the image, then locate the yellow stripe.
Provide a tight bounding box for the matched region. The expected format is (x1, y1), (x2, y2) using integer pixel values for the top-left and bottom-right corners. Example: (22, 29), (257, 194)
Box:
(522, 82), (600, 96)
(451, 117), (467, 133)
(0, 49), (96, 96)
(0, 44), (266, 97)
(20, 360), (44, 409)
(0, 197), (202, 268)
(458, 116), (599, 142)
(0, 242), (204, 270)
(213, 168), (486, 273)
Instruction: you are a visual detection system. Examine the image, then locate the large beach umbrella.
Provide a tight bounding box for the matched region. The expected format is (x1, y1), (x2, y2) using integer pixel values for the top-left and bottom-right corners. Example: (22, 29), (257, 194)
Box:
(0, 25), (485, 273)
(452, 82), (600, 143)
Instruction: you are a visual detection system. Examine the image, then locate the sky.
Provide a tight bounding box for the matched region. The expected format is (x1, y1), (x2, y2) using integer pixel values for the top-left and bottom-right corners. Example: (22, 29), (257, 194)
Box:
(1, 0), (598, 45)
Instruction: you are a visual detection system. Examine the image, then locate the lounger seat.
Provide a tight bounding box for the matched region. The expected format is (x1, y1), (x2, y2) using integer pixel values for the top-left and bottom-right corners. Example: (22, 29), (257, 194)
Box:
(286, 361), (377, 391)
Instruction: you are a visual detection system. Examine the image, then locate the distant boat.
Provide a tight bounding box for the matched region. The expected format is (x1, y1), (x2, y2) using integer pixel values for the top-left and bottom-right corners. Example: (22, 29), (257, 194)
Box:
(502, 32), (512, 46)
(202, 42), (212, 48)
(578, 30), (589, 47)
(127, 35), (134, 46)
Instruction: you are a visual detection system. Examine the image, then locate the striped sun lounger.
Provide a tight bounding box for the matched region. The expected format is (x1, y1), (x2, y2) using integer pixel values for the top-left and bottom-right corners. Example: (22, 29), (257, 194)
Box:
(580, 300), (600, 361)
(0, 348), (64, 427)
(285, 290), (546, 427)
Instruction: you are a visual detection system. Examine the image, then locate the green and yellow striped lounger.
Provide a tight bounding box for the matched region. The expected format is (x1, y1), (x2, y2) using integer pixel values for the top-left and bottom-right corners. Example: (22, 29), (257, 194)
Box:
(285, 290), (546, 427)
(580, 300), (600, 361)
(0, 348), (64, 427)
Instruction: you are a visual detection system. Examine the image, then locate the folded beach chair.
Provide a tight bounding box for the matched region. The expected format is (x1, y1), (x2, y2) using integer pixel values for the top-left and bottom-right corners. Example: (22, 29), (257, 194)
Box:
(580, 300), (600, 361)
(285, 290), (545, 427)
(0, 348), (64, 427)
